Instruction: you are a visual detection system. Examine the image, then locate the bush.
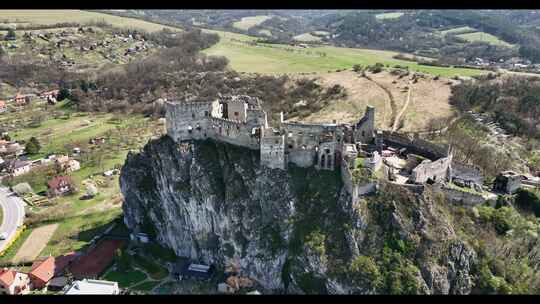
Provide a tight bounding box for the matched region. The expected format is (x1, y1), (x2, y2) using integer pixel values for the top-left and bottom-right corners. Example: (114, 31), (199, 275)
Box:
(515, 189), (540, 217)
(350, 255), (383, 290)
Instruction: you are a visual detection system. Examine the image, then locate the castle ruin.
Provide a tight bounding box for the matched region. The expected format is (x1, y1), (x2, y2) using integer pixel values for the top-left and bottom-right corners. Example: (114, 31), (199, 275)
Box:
(165, 95), (454, 200)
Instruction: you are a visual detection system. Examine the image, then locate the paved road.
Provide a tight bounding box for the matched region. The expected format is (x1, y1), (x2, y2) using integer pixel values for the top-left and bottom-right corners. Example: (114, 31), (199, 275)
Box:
(0, 186), (25, 253)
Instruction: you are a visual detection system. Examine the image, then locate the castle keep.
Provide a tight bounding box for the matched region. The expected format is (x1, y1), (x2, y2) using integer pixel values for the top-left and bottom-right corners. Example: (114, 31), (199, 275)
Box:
(165, 95), (376, 171)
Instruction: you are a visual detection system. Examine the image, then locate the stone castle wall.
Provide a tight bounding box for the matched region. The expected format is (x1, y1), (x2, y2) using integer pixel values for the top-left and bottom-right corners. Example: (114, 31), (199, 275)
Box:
(411, 156), (452, 184)
(260, 134), (286, 170)
(380, 131), (449, 160)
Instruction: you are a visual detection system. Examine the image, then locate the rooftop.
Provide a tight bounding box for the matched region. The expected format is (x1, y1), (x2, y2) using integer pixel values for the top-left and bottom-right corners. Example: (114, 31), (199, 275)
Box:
(65, 279), (119, 295)
(29, 256), (55, 283)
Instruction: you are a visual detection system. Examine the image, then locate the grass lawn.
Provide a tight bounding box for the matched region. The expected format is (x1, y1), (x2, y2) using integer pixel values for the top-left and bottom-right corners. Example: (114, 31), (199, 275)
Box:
(0, 10), (179, 32)
(133, 254), (169, 280)
(375, 12), (404, 20)
(232, 15), (272, 31)
(39, 208), (122, 257)
(456, 31), (515, 48)
(103, 268), (147, 288)
(0, 228), (33, 265)
(131, 280), (162, 292)
(203, 29), (485, 77)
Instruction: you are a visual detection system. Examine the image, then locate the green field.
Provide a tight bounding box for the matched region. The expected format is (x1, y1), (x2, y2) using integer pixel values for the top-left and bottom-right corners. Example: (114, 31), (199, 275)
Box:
(375, 12), (404, 20)
(232, 15), (271, 31)
(293, 32), (322, 42)
(0, 10), (179, 32)
(440, 26), (476, 35)
(456, 31), (514, 47)
(203, 29), (484, 76)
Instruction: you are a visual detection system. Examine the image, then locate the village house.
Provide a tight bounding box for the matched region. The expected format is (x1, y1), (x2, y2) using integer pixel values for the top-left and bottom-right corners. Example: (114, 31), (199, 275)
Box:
(40, 89), (59, 100)
(47, 176), (76, 197)
(54, 155), (81, 173)
(0, 268), (31, 295)
(28, 256), (55, 290)
(14, 93), (30, 106)
(64, 279), (119, 295)
(0, 141), (25, 157)
(7, 160), (31, 177)
(0, 100), (7, 113)
(89, 137), (106, 145)
(173, 262), (214, 281)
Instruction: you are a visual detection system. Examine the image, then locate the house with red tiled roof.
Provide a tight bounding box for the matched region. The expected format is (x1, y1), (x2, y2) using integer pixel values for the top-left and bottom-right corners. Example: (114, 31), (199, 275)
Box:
(0, 268), (30, 295)
(28, 256), (55, 290)
(14, 93), (29, 106)
(0, 100), (6, 113)
(47, 176), (76, 197)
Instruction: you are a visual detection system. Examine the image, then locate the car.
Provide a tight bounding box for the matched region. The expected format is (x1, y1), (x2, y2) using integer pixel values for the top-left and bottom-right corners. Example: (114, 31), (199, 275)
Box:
(0, 232), (7, 240)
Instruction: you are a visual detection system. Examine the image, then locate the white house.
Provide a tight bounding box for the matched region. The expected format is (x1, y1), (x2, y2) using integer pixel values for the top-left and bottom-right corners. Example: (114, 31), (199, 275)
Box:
(9, 160), (31, 177)
(0, 268), (31, 295)
(65, 279), (119, 295)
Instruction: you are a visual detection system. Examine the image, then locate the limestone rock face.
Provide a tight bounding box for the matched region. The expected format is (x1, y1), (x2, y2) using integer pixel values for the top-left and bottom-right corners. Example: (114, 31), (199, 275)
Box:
(120, 136), (478, 294)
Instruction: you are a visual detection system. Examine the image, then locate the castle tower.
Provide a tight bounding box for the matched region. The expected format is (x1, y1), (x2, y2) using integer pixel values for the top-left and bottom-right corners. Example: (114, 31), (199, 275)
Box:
(354, 105), (376, 144)
(260, 132), (286, 170)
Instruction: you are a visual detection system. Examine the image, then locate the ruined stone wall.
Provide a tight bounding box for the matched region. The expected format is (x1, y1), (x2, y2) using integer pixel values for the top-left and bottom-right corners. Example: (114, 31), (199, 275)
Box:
(380, 131), (449, 160)
(432, 184), (488, 206)
(364, 151), (382, 172)
(260, 134), (286, 170)
(209, 117), (260, 150)
(165, 101), (213, 142)
(316, 141), (338, 170)
(226, 99), (248, 122)
(354, 106), (375, 144)
(411, 156), (452, 184)
(283, 122), (337, 168)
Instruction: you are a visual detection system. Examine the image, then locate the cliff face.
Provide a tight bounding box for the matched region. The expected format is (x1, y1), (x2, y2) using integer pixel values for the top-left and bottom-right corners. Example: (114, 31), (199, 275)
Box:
(120, 136), (479, 294)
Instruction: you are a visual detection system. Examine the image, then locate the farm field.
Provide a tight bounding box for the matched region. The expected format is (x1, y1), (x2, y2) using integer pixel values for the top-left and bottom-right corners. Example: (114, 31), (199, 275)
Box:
(456, 31), (514, 48)
(440, 26), (476, 35)
(293, 32), (323, 42)
(0, 10), (178, 32)
(375, 12), (404, 20)
(203, 29), (485, 77)
(232, 15), (272, 31)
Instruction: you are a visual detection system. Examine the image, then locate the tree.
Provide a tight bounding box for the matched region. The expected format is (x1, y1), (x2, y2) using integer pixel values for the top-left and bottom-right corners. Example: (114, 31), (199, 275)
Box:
(85, 183), (98, 198)
(350, 255), (383, 291)
(25, 137), (41, 154)
(57, 87), (71, 101)
(5, 28), (16, 41)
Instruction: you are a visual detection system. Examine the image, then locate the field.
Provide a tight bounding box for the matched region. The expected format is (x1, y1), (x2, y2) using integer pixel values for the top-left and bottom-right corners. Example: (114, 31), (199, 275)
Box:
(456, 31), (514, 48)
(203, 29), (485, 77)
(0, 10), (179, 32)
(440, 26), (476, 35)
(232, 15), (272, 31)
(11, 224), (58, 263)
(295, 70), (455, 132)
(375, 12), (404, 20)
(293, 32), (323, 42)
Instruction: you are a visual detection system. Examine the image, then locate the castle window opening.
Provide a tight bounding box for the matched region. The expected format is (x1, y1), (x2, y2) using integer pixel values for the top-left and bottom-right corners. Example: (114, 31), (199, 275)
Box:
(288, 144), (293, 149)
(325, 148), (330, 154)
(321, 154), (326, 167)
(204, 111), (209, 117)
(362, 131), (365, 137)
(192, 113), (195, 119)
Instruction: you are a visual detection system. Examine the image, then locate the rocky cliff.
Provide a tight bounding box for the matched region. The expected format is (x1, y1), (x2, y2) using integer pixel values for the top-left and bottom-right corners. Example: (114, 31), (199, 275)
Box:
(120, 135), (532, 294)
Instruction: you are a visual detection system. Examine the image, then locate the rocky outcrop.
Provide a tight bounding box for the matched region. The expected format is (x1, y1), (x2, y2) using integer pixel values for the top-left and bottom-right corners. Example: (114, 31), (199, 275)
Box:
(120, 136), (479, 294)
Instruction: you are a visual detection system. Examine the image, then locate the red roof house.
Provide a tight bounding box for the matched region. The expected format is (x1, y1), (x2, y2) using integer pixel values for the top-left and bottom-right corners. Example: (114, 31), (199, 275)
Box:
(28, 256), (56, 290)
(47, 176), (75, 197)
(0, 268), (30, 295)
(0, 100), (6, 113)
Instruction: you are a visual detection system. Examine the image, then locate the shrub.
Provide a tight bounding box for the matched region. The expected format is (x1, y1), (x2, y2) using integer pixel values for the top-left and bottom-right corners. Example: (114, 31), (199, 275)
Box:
(350, 255), (383, 290)
(515, 189), (540, 217)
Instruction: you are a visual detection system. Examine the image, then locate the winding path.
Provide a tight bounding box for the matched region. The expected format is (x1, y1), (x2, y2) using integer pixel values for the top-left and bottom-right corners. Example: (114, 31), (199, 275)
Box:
(392, 84), (412, 132)
(0, 186), (26, 253)
(362, 74), (398, 128)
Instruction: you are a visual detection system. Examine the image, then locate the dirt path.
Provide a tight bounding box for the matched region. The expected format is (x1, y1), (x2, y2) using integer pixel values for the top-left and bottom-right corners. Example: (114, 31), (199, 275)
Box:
(363, 74), (398, 128)
(12, 224), (58, 263)
(392, 83), (412, 132)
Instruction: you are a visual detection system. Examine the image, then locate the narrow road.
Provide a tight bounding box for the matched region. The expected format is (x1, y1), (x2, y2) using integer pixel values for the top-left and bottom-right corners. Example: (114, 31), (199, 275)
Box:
(392, 84), (412, 132)
(0, 186), (26, 253)
(361, 74), (397, 128)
